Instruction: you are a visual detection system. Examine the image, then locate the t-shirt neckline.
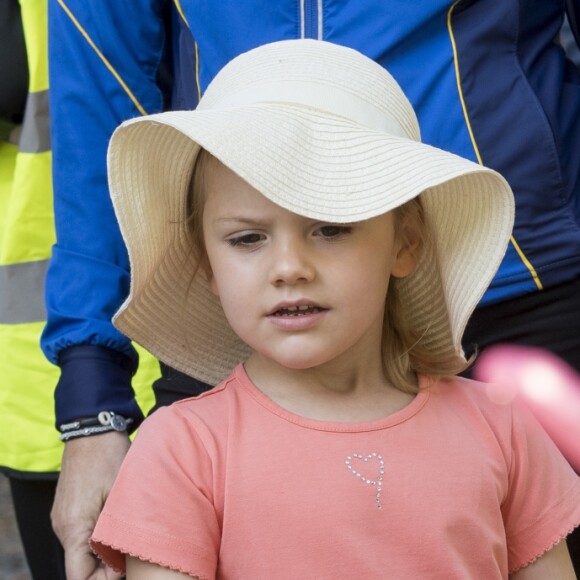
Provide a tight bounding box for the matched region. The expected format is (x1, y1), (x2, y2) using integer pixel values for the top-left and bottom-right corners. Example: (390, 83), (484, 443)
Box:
(233, 364), (431, 433)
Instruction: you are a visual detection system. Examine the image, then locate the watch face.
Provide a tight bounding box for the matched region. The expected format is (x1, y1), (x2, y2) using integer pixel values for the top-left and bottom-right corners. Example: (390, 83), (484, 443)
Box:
(110, 415), (127, 431)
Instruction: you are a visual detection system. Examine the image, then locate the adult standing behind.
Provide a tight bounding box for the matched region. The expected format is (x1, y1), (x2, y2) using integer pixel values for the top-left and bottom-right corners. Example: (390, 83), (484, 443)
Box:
(0, 1), (65, 577)
(0, 2), (157, 579)
(43, 1), (580, 578)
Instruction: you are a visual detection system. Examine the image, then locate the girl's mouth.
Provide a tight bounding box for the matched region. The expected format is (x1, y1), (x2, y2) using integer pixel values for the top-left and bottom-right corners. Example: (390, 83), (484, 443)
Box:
(273, 305), (323, 317)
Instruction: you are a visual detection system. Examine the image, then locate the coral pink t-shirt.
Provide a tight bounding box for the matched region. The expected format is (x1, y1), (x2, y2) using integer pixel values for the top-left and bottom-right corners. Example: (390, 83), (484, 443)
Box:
(91, 365), (580, 578)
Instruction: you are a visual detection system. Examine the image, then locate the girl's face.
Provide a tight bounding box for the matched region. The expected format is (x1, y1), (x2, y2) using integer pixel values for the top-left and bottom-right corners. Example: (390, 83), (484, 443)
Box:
(201, 161), (419, 374)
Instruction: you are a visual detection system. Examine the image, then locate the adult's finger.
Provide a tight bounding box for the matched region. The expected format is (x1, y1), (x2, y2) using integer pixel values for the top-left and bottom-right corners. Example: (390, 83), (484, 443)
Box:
(51, 431), (131, 580)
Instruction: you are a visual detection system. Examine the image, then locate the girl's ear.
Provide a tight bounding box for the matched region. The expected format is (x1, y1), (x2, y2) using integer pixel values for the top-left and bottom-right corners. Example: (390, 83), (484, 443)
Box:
(391, 213), (424, 279)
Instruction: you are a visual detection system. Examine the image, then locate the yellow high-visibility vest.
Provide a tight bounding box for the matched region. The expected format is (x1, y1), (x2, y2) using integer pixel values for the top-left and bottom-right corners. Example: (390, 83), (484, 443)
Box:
(0, 0), (157, 475)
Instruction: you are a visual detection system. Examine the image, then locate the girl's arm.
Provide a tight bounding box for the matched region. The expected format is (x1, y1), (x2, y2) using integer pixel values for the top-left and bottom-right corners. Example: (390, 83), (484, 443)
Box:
(510, 540), (576, 580)
(127, 556), (201, 579)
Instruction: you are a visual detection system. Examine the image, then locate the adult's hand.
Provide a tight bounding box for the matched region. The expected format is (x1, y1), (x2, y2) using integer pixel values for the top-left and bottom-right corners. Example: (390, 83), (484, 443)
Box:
(52, 431), (131, 580)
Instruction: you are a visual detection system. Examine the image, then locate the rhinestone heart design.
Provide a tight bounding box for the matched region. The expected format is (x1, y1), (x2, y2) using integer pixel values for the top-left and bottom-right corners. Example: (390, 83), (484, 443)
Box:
(345, 452), (385, 510)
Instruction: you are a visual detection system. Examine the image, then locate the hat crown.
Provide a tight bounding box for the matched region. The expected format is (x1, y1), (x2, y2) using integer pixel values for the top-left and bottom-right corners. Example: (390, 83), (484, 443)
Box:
(197, 39), (421, 141)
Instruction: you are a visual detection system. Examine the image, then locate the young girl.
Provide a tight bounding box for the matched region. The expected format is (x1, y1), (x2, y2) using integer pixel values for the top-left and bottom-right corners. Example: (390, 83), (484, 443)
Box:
(90, 40), (580, 578)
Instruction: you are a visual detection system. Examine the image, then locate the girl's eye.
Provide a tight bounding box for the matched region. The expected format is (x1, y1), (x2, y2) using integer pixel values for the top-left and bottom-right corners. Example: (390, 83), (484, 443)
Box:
(227, 232), (265, 247)
(316, 225), (353, 239)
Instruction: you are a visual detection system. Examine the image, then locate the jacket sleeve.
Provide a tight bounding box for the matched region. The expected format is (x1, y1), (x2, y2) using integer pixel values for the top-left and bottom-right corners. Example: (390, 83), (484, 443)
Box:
(42, 0), (171, 425)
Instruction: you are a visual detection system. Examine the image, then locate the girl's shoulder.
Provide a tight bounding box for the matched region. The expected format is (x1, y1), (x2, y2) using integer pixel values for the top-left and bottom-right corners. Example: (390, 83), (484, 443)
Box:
(423, 374), (513, 414)
(424, 374), (575, 474)
(423, 374), (526, 444)
(141, 364), (252, 435)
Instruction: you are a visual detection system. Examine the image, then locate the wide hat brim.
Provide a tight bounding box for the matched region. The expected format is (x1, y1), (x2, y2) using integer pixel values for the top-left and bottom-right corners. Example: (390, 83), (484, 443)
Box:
(109, 101), (514, 385)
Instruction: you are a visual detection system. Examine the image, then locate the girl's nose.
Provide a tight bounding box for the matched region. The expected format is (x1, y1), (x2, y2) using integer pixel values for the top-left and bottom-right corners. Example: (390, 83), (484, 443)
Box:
(270, 238), (316, 286)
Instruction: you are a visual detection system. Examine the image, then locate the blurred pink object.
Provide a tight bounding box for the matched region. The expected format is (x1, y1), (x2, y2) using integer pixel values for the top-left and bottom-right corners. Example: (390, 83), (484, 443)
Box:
(475, 345), (580, 472)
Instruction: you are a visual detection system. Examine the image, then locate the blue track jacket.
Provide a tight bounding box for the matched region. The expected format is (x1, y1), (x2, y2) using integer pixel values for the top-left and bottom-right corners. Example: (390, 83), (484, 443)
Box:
(43, 0), (580, 426)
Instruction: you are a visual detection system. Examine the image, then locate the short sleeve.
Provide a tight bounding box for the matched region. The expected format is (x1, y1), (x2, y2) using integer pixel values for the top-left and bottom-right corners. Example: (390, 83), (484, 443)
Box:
(502, 400), (580, 573)
(90, 406), (221, 578)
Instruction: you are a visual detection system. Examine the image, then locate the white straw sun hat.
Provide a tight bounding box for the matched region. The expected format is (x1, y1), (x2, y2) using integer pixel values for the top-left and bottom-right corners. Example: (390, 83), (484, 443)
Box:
(108, 39), (515, 385)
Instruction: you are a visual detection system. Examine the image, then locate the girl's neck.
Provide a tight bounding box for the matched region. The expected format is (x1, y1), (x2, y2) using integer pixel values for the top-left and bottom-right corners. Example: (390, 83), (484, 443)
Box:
(244, 353), (416, 423)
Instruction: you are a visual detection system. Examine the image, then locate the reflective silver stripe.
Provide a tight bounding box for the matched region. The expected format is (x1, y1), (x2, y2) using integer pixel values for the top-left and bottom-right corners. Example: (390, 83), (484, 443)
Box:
(19, 90), (51, 153)
(317, 0), (323, 40)
(300, 0), (305, 38)
(0, 260), (48, 324)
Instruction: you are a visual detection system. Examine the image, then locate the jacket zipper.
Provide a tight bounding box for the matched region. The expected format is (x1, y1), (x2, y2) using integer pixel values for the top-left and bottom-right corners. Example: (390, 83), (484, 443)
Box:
(300, 0), (323, 39)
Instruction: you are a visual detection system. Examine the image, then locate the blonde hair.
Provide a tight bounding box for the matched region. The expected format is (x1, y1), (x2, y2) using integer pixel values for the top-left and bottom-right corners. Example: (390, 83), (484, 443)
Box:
(188, 149), (470, 394)
(384, 202), (471, 393)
